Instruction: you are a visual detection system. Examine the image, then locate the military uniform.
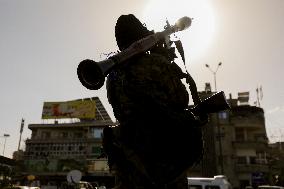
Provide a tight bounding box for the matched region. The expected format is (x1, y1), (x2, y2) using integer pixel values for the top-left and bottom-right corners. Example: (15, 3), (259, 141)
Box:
(105, 53), (203, 189)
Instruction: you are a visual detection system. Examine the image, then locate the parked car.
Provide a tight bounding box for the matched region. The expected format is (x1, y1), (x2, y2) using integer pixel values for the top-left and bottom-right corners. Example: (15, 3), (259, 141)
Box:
(3, 186), (30, 189)
(78, 181), (94, 189)
(258, 185), (284, 189)
(188, 175), (232, 189)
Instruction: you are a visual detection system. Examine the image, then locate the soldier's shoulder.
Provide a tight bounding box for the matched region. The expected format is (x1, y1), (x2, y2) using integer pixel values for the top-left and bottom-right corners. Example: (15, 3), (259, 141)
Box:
(133, 53), (170, 71)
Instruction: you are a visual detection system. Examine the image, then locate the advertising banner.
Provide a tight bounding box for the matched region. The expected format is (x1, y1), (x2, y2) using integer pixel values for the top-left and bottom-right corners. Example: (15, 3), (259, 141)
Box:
(42, 99), (96, 119)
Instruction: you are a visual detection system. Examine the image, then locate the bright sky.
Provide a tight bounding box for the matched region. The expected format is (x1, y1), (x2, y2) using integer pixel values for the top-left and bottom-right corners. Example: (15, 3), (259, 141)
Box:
(0, 0), (284, 158)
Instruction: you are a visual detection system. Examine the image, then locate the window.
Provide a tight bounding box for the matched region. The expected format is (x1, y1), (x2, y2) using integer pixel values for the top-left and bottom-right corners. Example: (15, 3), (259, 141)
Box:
(92, 146), (102, 154)
(68, 145), (73, 151)
(59, 132), (68, 138)
(249, 156), (256, 164)
(90, 128), (104, 139)
(218, 111), (228, 120)
(235, 128), (245, 141)
(42, 131), (51, 139)
(256, 151), (268, 164)
(74, 132), (83, 138)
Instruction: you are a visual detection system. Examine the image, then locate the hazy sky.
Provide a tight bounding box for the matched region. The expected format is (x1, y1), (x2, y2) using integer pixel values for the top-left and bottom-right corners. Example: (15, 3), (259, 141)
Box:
(0, 0), (283, 158)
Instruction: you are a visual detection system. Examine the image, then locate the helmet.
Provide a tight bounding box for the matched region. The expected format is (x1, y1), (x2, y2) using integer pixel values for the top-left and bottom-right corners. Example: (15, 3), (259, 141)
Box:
(115, 14), (153, 51)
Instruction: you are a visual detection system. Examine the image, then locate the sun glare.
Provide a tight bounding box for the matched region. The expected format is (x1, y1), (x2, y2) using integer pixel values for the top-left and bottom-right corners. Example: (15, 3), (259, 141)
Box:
(142, 0), (216, 64)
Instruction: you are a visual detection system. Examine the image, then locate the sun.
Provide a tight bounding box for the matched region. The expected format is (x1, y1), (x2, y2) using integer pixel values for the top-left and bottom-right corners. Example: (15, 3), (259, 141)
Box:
(142, 0), (216, 65)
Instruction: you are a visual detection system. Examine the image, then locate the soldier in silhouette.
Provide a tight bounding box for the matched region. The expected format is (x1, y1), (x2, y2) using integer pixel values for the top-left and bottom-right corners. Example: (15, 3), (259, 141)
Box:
(104, 14), (205, 189)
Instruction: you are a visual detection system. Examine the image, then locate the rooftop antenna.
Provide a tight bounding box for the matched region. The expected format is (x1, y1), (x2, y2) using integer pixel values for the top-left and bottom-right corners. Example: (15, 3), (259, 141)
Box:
(18, 118), (24, 151)
(256, 85), (263, 107)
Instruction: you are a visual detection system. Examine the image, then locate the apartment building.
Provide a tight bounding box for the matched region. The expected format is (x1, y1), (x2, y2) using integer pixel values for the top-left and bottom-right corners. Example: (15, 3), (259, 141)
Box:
(230, 104), (269, 188)
(188, 84), (269, 189)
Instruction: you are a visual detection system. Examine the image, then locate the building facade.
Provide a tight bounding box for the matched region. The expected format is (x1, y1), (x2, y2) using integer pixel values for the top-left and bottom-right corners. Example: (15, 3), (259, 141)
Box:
(188, 84), (270, 189)
(18, 97), (116, 188)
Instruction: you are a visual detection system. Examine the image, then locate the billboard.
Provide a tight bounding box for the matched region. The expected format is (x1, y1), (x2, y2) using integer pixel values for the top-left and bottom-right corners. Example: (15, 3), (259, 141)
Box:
(42, 99), (96, 119)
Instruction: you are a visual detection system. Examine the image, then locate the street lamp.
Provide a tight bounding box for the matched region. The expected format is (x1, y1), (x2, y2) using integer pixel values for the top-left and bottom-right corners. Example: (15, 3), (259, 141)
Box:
(205, 62), (222, 92)
(2, 134), (10, 156)
(205, 62), (224, 174)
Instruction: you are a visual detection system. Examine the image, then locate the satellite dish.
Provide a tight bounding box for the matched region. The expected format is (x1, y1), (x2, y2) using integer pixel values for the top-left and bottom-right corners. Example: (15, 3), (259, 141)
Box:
(67, 170), (82, 183)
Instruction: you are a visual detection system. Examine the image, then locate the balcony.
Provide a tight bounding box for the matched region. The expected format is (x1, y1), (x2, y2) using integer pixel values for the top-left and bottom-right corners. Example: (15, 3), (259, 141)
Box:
(235, 164), (269, 173)
(25, 137), (101, 144)
(232, 141), (268, 150)
(231, 116), (265, 128)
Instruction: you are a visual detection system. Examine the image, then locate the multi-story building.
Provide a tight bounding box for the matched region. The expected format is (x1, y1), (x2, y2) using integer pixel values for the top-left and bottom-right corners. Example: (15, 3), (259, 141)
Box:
(229, 102), (269, 188)
(188, 83), (270, 189)
(19, 97), (116, 188)
(17, 85), (271, 189)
